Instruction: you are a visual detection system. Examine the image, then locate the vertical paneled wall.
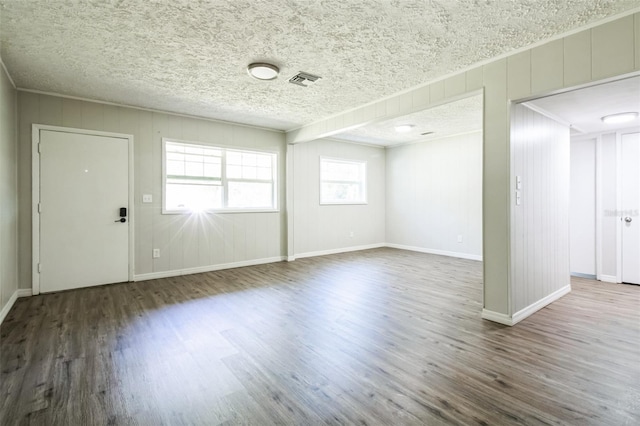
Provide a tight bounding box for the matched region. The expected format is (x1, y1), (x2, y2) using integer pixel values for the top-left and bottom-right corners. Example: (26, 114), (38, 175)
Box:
(0, 64), (18, 315)
(511, 104), (570, 314)
(570, 138), (596, 276)
(17, 92), (287, 287)
(291, 139), (385, 256)
(386, 132), (482, 259)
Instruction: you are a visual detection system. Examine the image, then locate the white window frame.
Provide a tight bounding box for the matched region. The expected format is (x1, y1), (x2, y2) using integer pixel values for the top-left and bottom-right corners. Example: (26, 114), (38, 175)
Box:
(162, 138), (278, 214)
(319, 156), (368, 205)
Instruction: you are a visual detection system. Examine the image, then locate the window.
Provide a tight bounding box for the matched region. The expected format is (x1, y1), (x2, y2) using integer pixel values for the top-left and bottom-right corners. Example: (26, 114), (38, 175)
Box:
(163, 139), (277, 213)
(320, 157), (367, 204)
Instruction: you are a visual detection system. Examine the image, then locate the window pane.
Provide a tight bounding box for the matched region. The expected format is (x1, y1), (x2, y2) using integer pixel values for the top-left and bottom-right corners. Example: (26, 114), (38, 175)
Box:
(320, 158), (366, 204)
(227, 164), (241, 179)
(165, 184), (223, 211)
(242, 166), (257, 180)
(256, 167), (271, 180)
(165, 140), (277, 212)
(227, 151), (242, 165)
(320, 183), (363, 203)
(228, 182), (273, 208)
(167, 160), (185, 176)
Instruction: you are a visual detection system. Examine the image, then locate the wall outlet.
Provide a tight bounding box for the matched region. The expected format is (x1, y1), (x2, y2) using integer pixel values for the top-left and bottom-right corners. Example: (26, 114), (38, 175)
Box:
(142, 194), (153, 203)
(349, 231), (354, 237)
(457, 235), (463, 243)
(152, 248), (160, 258)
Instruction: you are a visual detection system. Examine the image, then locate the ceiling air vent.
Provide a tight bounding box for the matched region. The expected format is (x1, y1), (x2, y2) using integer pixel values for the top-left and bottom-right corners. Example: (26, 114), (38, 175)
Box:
(289, 71), (321, 87)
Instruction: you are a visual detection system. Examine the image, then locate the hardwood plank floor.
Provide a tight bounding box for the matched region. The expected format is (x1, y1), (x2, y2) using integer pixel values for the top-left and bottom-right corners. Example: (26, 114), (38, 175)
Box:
(1, 248), (639, 425)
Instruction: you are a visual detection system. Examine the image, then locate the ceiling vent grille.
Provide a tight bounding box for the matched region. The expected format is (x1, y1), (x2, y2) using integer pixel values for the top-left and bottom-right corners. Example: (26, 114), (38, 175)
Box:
(289, 71), (321, 87)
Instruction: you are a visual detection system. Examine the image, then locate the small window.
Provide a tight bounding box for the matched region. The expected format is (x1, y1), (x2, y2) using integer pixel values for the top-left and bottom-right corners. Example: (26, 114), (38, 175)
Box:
(163, 139), (277, 213)
(320, 157), (367, 204)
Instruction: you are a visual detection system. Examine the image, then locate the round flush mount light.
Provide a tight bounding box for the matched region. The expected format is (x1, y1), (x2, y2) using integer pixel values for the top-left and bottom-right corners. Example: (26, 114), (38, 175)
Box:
(247, 63), (279, 80)
(394, 124), (415, 133)
(601, 112), (639, 124)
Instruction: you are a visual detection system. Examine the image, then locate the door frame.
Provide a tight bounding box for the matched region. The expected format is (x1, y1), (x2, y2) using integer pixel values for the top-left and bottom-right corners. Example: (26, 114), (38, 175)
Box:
(32, 124), (135, 295)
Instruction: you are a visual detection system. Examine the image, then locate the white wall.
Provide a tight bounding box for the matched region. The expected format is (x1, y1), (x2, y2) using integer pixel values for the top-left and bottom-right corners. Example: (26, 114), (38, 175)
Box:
(386, 131), (482, 259)
(17, 92), (287, 286)
(511, 104), (571, 317)
(0, 61), (19, 321)
(570, 138), (596, 276)
(291, 139), (385, 257)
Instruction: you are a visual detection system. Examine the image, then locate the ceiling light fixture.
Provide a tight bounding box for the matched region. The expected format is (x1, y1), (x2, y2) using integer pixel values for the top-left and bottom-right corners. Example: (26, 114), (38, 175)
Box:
(247, 63), (279, 81)
(601, 112), (639, 124)
(394, 124), (415, 133)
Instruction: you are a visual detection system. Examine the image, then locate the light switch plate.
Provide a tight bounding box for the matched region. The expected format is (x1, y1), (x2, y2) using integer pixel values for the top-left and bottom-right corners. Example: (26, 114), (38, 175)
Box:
(142, 194), (153, 203)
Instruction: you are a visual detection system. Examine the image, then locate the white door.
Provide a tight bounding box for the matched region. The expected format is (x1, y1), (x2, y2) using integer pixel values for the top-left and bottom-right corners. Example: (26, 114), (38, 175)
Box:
(621, 132), (640, 285)
(39, 130), (130, 292)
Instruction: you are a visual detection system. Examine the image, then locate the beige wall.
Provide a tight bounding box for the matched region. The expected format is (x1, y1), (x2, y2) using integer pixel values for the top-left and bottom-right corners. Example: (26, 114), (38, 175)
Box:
(0, 62), (18, 318)
(18, 92), (287, 287)
(287, 11), (640, 318)
(291, 139), (385, 257)
(386, 131), (482, 259)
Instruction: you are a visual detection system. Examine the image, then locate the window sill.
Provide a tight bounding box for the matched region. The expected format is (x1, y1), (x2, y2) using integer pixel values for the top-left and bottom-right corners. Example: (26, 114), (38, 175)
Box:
(319, 202), (368, 206)
(162, 209), (280, 215)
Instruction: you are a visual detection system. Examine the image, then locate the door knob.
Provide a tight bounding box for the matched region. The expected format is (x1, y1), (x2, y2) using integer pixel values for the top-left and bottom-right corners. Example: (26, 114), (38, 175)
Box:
(115, 218), (126, 223)
(624, 216), (632, 223)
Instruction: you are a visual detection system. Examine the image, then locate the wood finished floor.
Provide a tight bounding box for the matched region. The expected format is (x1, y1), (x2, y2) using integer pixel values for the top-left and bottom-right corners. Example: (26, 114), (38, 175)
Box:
(1, 248), (639, 425)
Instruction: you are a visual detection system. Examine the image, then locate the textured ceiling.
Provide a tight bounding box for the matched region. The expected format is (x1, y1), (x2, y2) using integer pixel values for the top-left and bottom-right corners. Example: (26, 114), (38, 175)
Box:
(526, 76), (640, 135)
(1, 1), (639, 132)
(334, 95), (483, 147)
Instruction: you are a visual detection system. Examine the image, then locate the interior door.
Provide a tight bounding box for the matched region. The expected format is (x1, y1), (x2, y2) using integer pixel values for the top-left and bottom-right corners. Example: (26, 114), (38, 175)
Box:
(39, 130), (130, 293)
(621, 132), (640, 285)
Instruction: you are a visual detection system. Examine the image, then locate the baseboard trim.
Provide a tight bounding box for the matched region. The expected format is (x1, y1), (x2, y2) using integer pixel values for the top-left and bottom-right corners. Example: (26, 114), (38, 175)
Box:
(17, 289), (32, 298)
(599, 274), (618, 283)
(482, 284), (572, 326)
(511, 284), (572, 325)
(385, 243), (483, 261)
(134, 256), (286, 281)
(481, 309), (513, 326)
(571, 272), (597, 280)
(294, 243), (386, 260)
(0, 290), (19, 325)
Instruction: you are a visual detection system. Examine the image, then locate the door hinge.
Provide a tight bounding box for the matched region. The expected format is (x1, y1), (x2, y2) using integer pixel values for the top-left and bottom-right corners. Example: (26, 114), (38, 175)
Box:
(38, 203), (42, 213)
(37, 263), (42, 273)
(37, 142), (41, 154)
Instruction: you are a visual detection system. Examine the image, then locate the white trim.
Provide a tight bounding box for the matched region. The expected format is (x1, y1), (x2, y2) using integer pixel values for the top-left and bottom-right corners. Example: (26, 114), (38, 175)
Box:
(385, 243), (483, 261)
(134, 256), (285, 281)
(285, 7), (640, 135)
(294, 243), (386, 260)
(17, 289), (32, 298)
(511, 284), (571, 325)
(32, 124), (135, 295)
(481, 309), (513, 326)
(286, 144), (295, 260)
(0, 290), (19, 325)
(599, 274), (619, 283)
(595, 135), (603, 281)
(0, 57), (16, 89)
(286, 256), (296, 262)
(482, 284), (572, 326)
(615, 132), (623, 284)
(17, 88), (284, 134)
